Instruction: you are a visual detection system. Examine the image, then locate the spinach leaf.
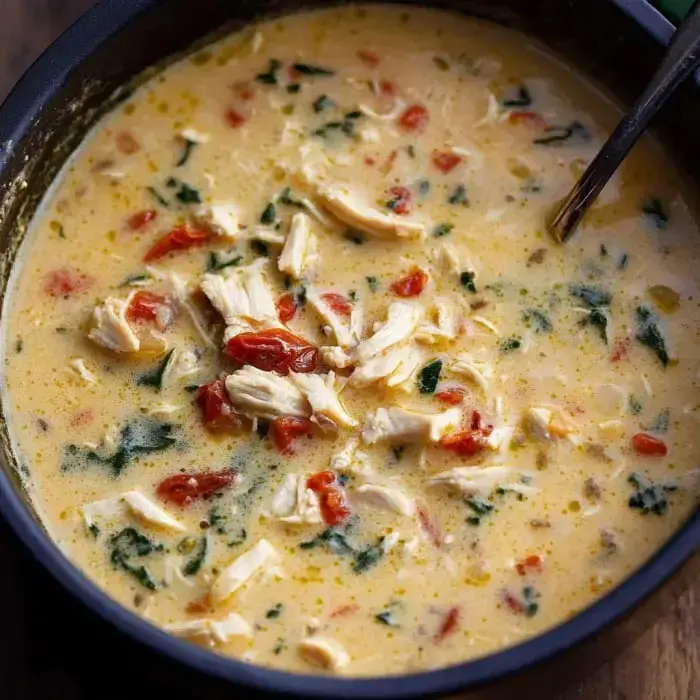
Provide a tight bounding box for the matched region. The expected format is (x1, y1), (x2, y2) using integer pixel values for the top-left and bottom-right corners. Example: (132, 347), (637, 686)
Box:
(628, 394), (643, 415)
(146, 186), (170, 208)
(636, 306), (669, 367)
(502, 85), (532, 108)
(569, 284), (612, 308)
(260, 202), (277, 224)
(292, 63), (335, 76)
(251, 239), (269, 258)
(460, 270), (477, 293)
(432, 223), (454, 238)
(522, 586), (540, 617)
(417, 179), (430, 196)
(650, 408), (670, 434)
(207, 251), (243, 272)
(286, 83), (301, 94)
(183, 535), (208, 576)
(628, 473), (677, 516)
(465, 496), (494, 526)
(533, 121), (589, 145)
(312, 94), (335, 113)
(256, 58), (282, 85)
(418, 359), (443, 394)
(344, 229), (366, 245)
(500, 337), (522, 353)
(617, 253), (629, 270)
(266, 603), (284, 619)
(366, 276), (379, 292)
(109, 527), (163, 590)
(375, 609), (398, 626)
(277, 187), (304, 208)
(448, 184), (468, 206)
(523, 308), (552, 333)
(137, 349), (174, 390)
(176, 138), (197, 167)
(352, 537), (386, 573)
(300, 527), (355, 555)
(173, 181), (201, 204)
(119, 273), (152, 287)
(641, 198), (668, 230)
(313, 111), (363, 139)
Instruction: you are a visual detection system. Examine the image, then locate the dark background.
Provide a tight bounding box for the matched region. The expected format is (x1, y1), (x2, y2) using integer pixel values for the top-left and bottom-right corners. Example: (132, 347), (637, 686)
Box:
(0, 1), (698, 698)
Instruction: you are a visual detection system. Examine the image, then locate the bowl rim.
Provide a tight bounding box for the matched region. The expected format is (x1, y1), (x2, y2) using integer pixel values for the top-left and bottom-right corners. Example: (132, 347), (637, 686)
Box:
(0, 0), (698, 696)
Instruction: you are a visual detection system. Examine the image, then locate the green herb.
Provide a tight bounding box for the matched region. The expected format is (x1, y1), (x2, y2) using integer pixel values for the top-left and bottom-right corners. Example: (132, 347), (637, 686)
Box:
(174, 181), (201, 204)
(617, 253), (629, 270)
(228, 529), (248, 547)
(642, 198), (668, 230)
(14, 338), (23, 354)
(266, 603), (284, 619)
(119, 273), (152, 287)
(502, 85), (532, 108)
(432, 223), (454, 238)
(348, 290), (358, 302)
(366, 276), (379, 292)
(460, 270), (477, 293)
(352, 537), (386, 574)
(406, 145), (416, 158)
(176, 138), (197, 167)
(375, 609), (398, 626)
(628, 394), (643, 415)
(636, 306), (669, 367)
(313, 94), (335, 113)
(273, 638), (286, 654)
(344, 229), (366, 245)
(313, 111), (363, 139)
(207, 251), (243, 272)
(256, 58), (282, 85)
(88, 523), (100, 538)
(569, 284), (612, 308)
(300, 527), (355, 555)
(533, 121), (589, 145)
(108, 527), (163, 590)
(448, 184), (468, 206)
(137, 349), (174, 390)
(500, 337), (522, 353)
(466, 497), (494, 515)
(146, 186), (170, 207)
(278, 187), (304, 208)
(418, 359), (443, 394)
(289, 85), (302, 95)
(417, 179), (430, 196)
(251, 240), (269, 258)
(522, 586), (540, 617)
(57, 224), (67, 239)
(628, 473), (677, 516)
(523, 309), (552, 333)
(292, 63), (335, 76)
(650, 408), (670, 434)
(183, 535), (208, 576)
(63, 419), (177, 476)
(260, 202), (277, 224)
(183, 383), (201, 393)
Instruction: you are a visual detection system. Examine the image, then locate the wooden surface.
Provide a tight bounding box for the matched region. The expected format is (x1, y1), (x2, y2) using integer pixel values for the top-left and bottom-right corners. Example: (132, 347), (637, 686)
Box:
(0, 2), (698, 698)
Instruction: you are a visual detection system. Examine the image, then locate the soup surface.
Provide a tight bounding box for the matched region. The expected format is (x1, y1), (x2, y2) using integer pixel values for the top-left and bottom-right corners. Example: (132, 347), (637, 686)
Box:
(3, 4), (699, 677)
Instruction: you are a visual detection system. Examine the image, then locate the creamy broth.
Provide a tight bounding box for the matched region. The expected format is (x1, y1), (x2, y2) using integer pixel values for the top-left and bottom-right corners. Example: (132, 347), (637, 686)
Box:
(2, 4), (699, 677)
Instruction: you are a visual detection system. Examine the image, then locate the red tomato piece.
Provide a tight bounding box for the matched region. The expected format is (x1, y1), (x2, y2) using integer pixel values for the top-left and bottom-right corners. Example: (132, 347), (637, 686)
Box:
(417, 506), (442, 548)
(378, 80), (397, 98)
(434, 606), (460, 643)
(330, 603), (359, 618)
(69, 408), (94, 427)
(232, 81), (255, 101)
(127, 209), (158, 231)
(320, 292), (353, 317)
(126, 291), (177, 330)
(276, 293), (298, 324)
(610, 338), (630, 362)
(225, 108), (247, 128)
(116, 130), (140, 154)
(225, 328), (319, 374)
(632, 432), (668, 457)
(508, 111), (547, 129)
(357, 50), (380, 68)
(398, 103), (429, 132)
(432, 150), (463, 174)
(195, 379), (242, 432)
(43, 267), (94, 297)
(307, 470), (351, 526)
(503, 591), (525, 614)
(156, 468), (237, 507)
(390, 267), (429, 298)
(471, 410), (485, 431)
(144, 225), (211, 262)
(364, 156), (376, 166)
(270, 416), (314, 455)
(435, 388), (466, 406)
(516, 554), (544, 576)
(440, 431), (487, 456)
(386, 185), (412, 215)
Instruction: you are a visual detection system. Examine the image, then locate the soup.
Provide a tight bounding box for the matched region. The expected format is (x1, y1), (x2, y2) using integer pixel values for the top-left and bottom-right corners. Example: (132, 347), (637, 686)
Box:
(2, 4), (699, 677)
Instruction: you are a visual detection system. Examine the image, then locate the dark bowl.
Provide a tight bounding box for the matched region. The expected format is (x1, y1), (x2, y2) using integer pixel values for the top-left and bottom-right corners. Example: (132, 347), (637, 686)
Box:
(0, 1), (698, 697)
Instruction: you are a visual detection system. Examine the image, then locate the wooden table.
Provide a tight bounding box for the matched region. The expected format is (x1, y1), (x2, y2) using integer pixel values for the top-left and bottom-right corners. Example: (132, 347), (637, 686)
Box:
(0, 2), (697, 698)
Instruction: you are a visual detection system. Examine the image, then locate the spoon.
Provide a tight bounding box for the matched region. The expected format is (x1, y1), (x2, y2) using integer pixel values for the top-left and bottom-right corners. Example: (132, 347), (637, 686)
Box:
(549, 0), (700, 243)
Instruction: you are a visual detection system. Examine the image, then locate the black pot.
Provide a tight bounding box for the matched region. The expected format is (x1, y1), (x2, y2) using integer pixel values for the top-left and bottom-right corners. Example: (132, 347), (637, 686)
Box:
(0, 1), (697, 697)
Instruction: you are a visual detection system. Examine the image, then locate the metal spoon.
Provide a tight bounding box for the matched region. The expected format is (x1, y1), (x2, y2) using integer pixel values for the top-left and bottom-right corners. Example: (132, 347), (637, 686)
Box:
(549, 0), (700, 243)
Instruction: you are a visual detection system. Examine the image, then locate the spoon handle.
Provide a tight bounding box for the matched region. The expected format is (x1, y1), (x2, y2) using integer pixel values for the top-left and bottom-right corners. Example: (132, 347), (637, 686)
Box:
(550, 0), (700, 243)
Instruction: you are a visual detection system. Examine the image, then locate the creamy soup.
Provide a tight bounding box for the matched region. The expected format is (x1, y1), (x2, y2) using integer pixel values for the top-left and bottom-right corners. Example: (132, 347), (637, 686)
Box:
(2, 4), (699, 677)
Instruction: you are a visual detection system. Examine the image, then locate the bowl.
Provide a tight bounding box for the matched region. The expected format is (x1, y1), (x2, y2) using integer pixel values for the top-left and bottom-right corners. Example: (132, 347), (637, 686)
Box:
(0, 0), (698, 696)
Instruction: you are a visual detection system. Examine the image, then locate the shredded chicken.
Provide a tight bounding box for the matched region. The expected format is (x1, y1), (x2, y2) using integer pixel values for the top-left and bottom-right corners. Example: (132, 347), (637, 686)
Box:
(226, 366), (309, 420)
(297, 636), (350, 672)
(350, 343), (422, 388)
(362, 406), (461, 444)
(354, 302), (422, 363)
(122, 491), (185, 532)
(165, 612), (252, 646)
(161, 349), (199, 388)
(290, 371), (357, 428)
(306, 286), (360, 348)
(278, 212), (317, 279)
(88, 295), (140, 353)
(355, 483), (415, 516)
(196, 202), (240, 238)
(270, 473), (323, 525)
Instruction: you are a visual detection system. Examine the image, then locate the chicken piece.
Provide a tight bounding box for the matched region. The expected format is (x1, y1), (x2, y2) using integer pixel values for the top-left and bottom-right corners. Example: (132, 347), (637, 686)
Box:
(291, 371), (357, 428)
(317, 185), (424, 239)
(449, 354), (493, 392)
(427, 466), (516, 496)
(350, 343), (422, 388)
(88, 295), (140, 353)
(297, 636), (350, 672)
(278, 212), (317, 280)
(210, 539), (280, 605)
(246, 225), (287, 245)
(81, 496), (123, 530)
(270, 474), (322, 525)
(225, 366), (309, 420)
(354, 302), (422, 363)
(179, 128), (210, 144)
(161, 349), (199, 388)
(69, 358), (97, 384)
(122, 490), (185, 532)
(355, 483), (415, 516)
(306, 286), (359, 348)
(321, 346), (354, 369)
(241, 260), (278, 323)
(362, 406), (461, 445)
(165, 612), (252, 646)
(524, 406), (574, 441)
(415, 298), (459, 344)
(223, 319), (255, 344)
(168, 272), (216, 349)
(196, 202), (240, 239)
(330, 438), (374, 477)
